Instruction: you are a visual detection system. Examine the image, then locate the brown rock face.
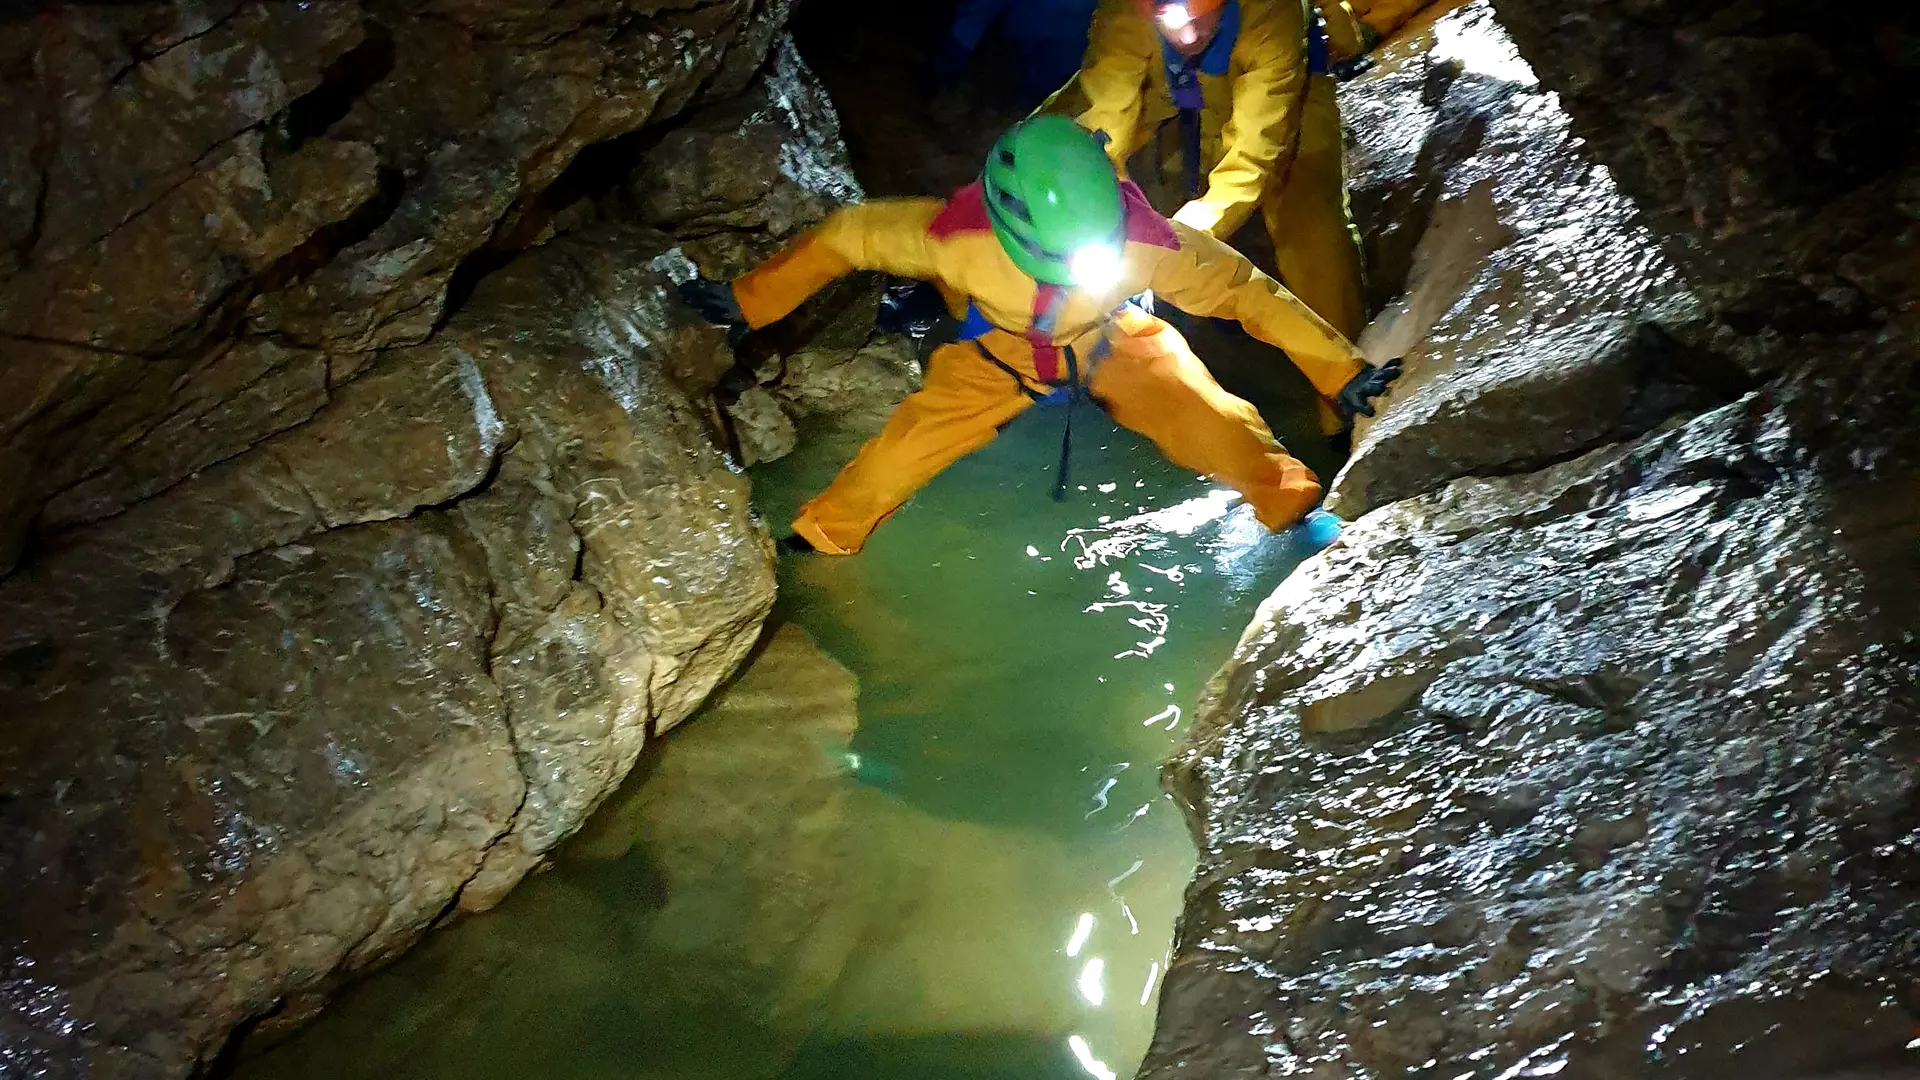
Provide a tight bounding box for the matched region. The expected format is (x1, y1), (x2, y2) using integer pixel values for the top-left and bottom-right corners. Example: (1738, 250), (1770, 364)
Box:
(0, 3), (888, 1075)
(0, 220), (775, 1080)
(0, 0), (800, 572)
(1488, 0), (1920, 327)
(613, 36), (919, 462)
(1143, 0), (1920, 1073)
(1146, 374), (1920, 1079)
(1328, 4), (1754, 518)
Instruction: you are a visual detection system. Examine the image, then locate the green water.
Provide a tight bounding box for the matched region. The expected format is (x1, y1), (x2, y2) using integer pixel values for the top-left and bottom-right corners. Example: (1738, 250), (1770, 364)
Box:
(235, 400), (1318, 1080)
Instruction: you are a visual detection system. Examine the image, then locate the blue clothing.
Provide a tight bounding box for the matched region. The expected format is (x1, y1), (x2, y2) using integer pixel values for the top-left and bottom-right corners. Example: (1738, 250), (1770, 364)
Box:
(939, 0), (1098, 107)
(957, 302), (996, 343)
(1014, 34), (1092, 107)
(946, 0), (1098, 51)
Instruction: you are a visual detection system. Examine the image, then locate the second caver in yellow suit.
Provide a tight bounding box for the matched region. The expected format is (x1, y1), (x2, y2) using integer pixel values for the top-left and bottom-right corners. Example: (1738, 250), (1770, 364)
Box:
(1051, 0), (1366, 430)
(728, 181), (1370, 555)
(1316, 0), (1443, 57)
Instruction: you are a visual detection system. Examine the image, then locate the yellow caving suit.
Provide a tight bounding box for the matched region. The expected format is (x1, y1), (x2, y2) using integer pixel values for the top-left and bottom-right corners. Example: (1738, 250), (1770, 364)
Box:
(1315, 0), (1450, 56)
(730, 181), (1369, 555)
(1053, 0), (1365, 429)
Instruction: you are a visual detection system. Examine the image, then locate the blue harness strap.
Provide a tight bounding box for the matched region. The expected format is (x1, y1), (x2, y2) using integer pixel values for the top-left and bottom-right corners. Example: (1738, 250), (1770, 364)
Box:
(959, 302), (1071, 403)
(960, 300), (1138, 502)
(957, 302), (996, 343)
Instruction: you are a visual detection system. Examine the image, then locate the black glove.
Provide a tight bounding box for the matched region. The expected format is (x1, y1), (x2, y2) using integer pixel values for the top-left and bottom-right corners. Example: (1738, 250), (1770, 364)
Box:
(1337, 357), (1403, 421)
(1330, 53), (1376, 81)
(875, 279), (948, 339)
(678, 275), (747, 332)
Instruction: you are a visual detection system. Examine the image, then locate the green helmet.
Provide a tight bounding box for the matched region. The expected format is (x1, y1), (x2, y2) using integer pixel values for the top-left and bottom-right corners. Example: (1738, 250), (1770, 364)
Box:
(982, 115), (1126, 287)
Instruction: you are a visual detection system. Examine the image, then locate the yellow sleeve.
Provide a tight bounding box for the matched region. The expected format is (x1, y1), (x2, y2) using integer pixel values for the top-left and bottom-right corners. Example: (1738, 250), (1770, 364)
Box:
(1144, 222), (1364, 397)
(1070, 0), (1156, 172)
(1170, 0), (1307, 239)
(1315, 0), (1369, 58)
(732, 200), (946, 330)
(1356, 0), (1433, 39)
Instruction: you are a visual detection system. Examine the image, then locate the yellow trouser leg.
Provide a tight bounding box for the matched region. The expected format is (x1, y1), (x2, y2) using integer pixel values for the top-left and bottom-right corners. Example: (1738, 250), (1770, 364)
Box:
(1091, 312), (1324, 532)
(1266, 74), (1367, 434)
(793, 341), (1034, 554)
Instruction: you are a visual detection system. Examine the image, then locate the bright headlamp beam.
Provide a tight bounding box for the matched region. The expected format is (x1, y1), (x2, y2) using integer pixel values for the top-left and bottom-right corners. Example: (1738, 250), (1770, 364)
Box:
(1068, 244), (1123, 292)
(1157, 3), (1193, 30)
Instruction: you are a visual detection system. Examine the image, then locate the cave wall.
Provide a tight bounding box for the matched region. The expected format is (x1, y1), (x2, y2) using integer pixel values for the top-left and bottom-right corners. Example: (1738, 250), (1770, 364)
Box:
(1327, 2), (1746, 519)
(1142, 3), (1920, 1077)
(0, 0), (806, 569)
(1488, 0), (1919, 331)
(0, 3), (892, 1077)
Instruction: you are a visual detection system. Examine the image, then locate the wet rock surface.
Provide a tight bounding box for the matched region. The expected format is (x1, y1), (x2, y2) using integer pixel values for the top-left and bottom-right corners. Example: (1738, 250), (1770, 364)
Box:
(1144, 373), (1920, 1079)
(0, 5), (888, 1074)
(1488, 0), (1920, 327)
(1329, 3), (1750, 517)
(0, 219), (774, 1080)
(620, 36), (922, 462)
(0, 0), (807, 572)
(1146, 0), (1920, 1074)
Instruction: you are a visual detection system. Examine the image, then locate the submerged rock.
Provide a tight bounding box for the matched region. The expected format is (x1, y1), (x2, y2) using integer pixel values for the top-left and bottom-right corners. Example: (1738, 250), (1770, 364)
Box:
(571, 622), (1162, 1049)
(248, 621), (1180, 1080)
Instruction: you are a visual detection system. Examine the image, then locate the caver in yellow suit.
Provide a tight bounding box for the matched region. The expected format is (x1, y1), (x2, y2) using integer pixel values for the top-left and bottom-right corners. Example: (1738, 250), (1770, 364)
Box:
(1052, 0), (1366, 429)
(676, 117), (1400, 556)
(1314, 0), (1446, 58)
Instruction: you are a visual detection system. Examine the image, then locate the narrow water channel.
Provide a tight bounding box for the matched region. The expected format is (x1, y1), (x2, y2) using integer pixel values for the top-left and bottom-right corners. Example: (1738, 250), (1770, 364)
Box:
(236, 399), (1322, 1080)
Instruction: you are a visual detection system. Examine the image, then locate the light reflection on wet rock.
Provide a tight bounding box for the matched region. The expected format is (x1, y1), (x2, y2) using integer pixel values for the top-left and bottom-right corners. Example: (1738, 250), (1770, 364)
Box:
(1139, 387), (1920, 1078)
(1331, 2), (1751, 520)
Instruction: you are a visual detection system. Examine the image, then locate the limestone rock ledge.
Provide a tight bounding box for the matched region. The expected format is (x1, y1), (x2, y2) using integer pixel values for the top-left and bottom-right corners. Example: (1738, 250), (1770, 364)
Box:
(0, 218), (775, 1080)
(1144, 371), (1920, 1078)
(0, 3), (886, 1075)
(1329, 2), (1752, 520)
(0, 0), (797, 571)
(1142, 1), (1920, 1073)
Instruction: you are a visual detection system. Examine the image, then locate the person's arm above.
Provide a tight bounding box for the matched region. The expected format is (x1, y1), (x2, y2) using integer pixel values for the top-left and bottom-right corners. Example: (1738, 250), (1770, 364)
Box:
(1170, 2), (1306, 238)
(1071, 0), (1155, 173)
(725, 200), (947, 329)
(1146, 220), (1364, 398)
